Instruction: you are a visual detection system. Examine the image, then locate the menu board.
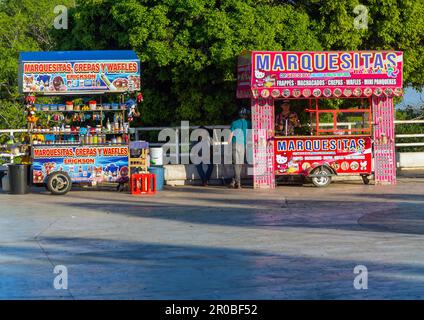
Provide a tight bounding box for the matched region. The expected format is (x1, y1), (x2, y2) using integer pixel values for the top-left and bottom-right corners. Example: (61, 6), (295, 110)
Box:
(21, 61), (140, 94)
(19, 51), (141, 94)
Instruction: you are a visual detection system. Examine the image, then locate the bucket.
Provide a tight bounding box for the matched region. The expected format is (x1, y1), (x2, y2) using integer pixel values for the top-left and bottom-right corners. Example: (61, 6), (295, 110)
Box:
(148, 166), (164, 191)
(150, 147), (163, 166)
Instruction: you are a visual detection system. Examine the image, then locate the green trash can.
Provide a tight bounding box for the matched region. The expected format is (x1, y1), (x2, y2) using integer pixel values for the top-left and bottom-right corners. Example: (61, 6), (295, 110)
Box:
(8, 164), (29, 194)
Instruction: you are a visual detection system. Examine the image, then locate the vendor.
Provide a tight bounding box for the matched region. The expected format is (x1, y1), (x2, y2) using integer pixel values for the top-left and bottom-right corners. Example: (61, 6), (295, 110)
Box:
(275, 100), (301, 136)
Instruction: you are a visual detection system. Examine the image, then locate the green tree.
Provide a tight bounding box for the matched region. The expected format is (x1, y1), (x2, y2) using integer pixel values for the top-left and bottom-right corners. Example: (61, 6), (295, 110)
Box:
(56, 0), (321, 125)
(0, 0), (74, 128)
(1, 0), (424, 129)
(298, 0), (424, 89)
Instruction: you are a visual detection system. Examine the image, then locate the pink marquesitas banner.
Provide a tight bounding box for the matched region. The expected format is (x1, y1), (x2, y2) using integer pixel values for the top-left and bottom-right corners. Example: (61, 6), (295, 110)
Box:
(236, 51), (403, 99)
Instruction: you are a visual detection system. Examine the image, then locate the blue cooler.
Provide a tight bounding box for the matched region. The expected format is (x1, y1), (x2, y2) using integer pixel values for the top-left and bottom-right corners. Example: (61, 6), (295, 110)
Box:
(148, 166), (164, 191)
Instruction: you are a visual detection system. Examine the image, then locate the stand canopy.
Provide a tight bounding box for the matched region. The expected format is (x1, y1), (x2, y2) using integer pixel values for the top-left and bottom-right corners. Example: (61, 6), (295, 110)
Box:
(19, 50), (141, 95)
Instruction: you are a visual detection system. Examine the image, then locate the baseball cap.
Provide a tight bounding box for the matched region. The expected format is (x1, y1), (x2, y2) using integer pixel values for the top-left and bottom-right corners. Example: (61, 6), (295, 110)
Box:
(239, 107), (249, 117)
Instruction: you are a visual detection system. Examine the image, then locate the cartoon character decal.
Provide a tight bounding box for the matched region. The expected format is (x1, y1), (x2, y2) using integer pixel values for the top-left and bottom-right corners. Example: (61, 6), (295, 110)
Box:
(276, 155), (288, 165)
(103, 163), (119, 182)
(24, 75), (35, 91)
(51, 76), (66, 91)
(255, 69), (265, 79)
(116, 166), (129, 184)
(43, 162), (56, 176)
(33, 170), (44, 183)
(276, 154), (289, 173)
(36, 75), (51, 91)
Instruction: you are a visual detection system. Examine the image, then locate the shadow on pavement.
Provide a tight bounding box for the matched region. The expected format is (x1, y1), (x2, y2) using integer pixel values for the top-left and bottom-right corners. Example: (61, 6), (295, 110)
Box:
(1, 237), (424, 299)
(50, 193), (424, 236)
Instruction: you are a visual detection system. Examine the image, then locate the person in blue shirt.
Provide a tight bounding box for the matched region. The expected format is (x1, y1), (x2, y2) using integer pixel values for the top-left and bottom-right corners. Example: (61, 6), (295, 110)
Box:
(228, 108), (251, 188)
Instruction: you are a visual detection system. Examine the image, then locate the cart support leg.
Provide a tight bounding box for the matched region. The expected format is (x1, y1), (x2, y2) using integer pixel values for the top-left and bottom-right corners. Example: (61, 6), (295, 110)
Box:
(251, 98), (275, 189)
(372, 96), (396, 185)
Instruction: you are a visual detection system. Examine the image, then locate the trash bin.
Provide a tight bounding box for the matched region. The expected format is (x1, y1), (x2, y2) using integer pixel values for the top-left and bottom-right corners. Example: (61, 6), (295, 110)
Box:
(8, 164), (29, 194)
(148, 165), (164, 191)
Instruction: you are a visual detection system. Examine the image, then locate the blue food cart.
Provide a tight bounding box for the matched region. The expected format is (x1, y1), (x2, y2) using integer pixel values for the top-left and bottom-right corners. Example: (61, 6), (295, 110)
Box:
(19, 50), (143, 194)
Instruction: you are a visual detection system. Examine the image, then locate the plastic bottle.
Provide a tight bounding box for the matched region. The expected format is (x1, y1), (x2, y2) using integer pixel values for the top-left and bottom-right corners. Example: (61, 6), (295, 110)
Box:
(106, 119), (112, 132)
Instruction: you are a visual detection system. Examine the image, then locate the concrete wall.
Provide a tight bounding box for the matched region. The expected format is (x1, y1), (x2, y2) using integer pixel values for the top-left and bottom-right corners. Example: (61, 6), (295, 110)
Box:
(397, 152), (424, 169)
(164, 164), (250, 186)
(163, 164), (365, 185)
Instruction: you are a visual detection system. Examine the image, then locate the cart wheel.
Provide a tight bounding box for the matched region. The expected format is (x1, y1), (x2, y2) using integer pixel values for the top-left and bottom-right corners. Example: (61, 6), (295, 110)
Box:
(47, 172), (72, 195)
(311, 167), (332, 188)
(361, 175), (370, 185)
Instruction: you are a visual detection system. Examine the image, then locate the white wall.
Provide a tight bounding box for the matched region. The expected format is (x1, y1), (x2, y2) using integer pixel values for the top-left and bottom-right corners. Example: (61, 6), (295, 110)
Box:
(164, 164), (249, 186)
(397, 152), (424, 169)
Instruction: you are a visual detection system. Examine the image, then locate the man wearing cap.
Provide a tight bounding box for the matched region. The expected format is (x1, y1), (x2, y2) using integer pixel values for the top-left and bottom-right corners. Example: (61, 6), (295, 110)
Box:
(228, 108), (251, 188)
(275, 100), (301, 136)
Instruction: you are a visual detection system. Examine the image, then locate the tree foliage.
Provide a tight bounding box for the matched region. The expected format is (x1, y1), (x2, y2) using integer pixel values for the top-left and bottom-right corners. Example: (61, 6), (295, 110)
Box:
(55, 0), (321, 125)
(0, 0), (423, 128)
(298, 0), (424, 88)
(0, 0), (74, 129)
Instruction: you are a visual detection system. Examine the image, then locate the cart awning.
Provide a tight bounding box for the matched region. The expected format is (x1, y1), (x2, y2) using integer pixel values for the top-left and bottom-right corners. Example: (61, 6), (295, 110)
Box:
(19, 50), (139, 62)
(19, 50), (141, 95)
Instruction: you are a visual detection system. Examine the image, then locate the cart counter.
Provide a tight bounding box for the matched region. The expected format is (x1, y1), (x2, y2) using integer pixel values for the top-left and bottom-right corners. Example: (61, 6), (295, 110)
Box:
(273, 135), (372, 175)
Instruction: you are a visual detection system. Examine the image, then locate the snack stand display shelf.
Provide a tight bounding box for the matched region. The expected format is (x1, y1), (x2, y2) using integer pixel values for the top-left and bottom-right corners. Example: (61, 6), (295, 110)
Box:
(129, 141), (149, 174)
(19, 50), (147, 195)
(236, 51), (403, 188)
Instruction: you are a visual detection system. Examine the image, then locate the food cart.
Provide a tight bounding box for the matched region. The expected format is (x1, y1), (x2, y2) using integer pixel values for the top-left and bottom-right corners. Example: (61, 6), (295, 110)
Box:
(237, 51), (403, 188)
(19, 50), (145, 195)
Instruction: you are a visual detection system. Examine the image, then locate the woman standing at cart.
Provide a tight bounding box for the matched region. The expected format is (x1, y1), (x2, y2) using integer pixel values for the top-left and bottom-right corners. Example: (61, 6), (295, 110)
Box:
(228, 108), (251, 189)
(275, 100), (301, 136)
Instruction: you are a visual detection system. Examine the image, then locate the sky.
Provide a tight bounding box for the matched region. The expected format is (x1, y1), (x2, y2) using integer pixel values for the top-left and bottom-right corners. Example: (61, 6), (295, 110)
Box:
(396, 87), (424, 109)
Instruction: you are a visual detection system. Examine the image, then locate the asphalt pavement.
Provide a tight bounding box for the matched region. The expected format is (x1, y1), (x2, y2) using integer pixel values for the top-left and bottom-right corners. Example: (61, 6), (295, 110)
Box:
(1, 179), (424, 299)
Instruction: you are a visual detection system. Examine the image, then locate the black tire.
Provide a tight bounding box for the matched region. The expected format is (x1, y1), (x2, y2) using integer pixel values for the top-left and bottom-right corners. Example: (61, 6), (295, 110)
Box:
(47, 172), (72, 195)
(361, 175), (370, 185)
(311, 167), (332, 188)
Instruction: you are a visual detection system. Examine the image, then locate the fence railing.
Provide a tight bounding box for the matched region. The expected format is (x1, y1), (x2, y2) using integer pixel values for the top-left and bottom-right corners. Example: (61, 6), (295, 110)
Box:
(0, 129), (27, 164)
(2, 120), (424, 164)
(132, 120), (424, 164)
(393, 120), (424, 148)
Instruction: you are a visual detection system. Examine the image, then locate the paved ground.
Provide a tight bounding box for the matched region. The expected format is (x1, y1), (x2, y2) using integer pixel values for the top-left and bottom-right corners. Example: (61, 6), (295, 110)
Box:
(1, 178), (424, 299)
